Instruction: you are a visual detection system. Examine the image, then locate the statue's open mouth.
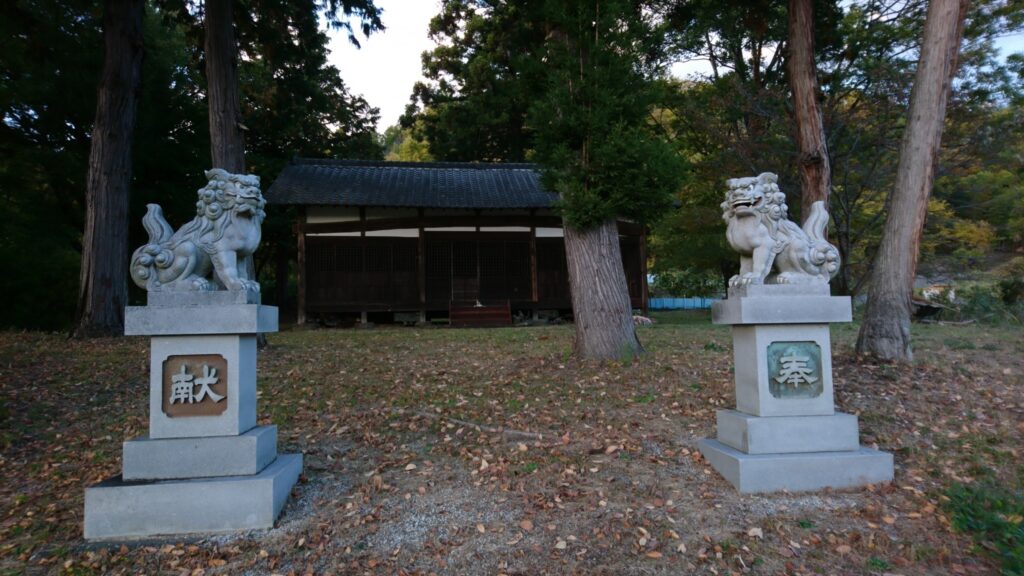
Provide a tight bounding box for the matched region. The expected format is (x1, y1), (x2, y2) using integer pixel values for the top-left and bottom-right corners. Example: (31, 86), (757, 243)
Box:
(731, 196), (762, 209)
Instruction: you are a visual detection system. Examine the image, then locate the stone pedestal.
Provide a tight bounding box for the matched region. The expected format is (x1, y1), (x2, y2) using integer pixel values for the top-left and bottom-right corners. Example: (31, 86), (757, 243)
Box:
(699, 284), (893, 493)
(84, 291), (302, 540)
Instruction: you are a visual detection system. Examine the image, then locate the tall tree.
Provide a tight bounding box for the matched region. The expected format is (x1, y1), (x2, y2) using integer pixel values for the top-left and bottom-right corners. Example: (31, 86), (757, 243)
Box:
(787, 0), (831, 222)
(404, 0), (545, 161)
(531, 0), (684, 360)
(856, 0), (970, 361)
(204, 0), (244, 173)
(73, 0), (145, 338)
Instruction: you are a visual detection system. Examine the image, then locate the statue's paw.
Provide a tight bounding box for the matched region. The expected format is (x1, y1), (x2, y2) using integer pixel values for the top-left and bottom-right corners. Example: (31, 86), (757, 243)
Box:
(735, 273), (763, 286)
(240, 279), (260, 292)
(728, 275), (741, 287)
(190, 277), (213, 291)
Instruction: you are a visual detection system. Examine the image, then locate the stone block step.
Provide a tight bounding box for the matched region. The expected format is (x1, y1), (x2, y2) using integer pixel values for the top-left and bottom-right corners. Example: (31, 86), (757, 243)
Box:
(85, 453), (301, 540)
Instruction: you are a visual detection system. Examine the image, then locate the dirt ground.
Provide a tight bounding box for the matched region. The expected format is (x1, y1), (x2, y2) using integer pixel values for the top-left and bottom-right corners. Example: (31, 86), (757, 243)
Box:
(1, 311), (1022, 575)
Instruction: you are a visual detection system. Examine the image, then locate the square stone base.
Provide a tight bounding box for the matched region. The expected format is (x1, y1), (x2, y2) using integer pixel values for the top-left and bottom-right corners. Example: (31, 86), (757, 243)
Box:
(699, 439), (893, 494)
(731, 324), (836, 417)
(84, 454), (302, 540)
(148, 335), (257, 439)
(715, 410), (859, 454)
(123, 425), (278, 480)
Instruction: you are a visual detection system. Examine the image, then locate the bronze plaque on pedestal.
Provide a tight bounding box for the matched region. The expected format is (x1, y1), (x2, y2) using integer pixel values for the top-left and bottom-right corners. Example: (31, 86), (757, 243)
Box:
(161, 355), (229, 417)
(767, 341), (823, 399)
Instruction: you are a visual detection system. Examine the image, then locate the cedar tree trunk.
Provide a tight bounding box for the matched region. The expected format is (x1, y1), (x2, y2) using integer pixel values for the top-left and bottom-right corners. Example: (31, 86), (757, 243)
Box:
(787, 0), (831, 224)
(563, 218), (642, 360)
(73, 0), (144, 338)
(204, 0), (245, 173)
(205, 0), (266, 345)
(855, 0), (969, 361)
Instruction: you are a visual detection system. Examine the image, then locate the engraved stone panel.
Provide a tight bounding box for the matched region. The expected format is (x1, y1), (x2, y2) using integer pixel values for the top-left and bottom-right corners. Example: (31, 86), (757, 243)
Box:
(767, 341), (823, 399)
(162, 355), (228, 417)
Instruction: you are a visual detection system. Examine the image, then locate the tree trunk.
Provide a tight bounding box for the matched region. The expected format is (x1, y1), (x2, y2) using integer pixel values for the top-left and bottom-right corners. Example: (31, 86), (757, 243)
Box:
(204, 0), (245, 173)
(563, 218), (642, 361)
(787, 0), (831, 224)
(72, 0), (144, 338)
(855, 0), (969, 361)
(205, 0), (266, 345)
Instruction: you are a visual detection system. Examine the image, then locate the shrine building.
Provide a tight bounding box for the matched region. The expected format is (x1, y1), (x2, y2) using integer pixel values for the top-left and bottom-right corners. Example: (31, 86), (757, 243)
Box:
(266, 159), (648, 325)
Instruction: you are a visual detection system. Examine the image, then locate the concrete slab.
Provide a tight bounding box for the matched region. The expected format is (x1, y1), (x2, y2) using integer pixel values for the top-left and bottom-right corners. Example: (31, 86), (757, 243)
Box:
(727, 284), (831, 298)
(732, 324), (835, 417)
(123, 425), (278, 480)
(84, 453), (302, 540)
(713, 294), (851, 325)
(698, 439), (893, 494)
(715, 410), (860, 454)
(146, 290), (260, 307)
(125, 304), (277, 336)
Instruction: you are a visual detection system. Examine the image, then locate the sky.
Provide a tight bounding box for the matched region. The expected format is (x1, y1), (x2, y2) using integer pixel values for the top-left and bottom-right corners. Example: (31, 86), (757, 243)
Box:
(327, 3), (1024, 132)
(325, 0), (439, 131)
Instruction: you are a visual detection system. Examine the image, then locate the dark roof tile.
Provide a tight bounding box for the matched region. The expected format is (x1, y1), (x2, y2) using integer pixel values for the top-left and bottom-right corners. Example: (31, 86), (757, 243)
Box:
(265, 158), (557, 209)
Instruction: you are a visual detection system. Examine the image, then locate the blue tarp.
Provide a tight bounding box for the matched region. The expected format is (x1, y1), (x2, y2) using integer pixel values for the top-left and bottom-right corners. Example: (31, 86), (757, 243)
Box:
(648, 297), (718, 310)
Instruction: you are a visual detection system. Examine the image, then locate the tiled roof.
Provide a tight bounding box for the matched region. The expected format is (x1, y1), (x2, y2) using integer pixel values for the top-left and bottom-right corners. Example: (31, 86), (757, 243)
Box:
(265, 158), (557, 209)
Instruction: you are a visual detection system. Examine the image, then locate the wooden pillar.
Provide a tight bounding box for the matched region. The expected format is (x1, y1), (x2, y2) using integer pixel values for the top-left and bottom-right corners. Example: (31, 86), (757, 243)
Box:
(640, 226), (649, 316)
(418, 208), (426, 315)
(296, 207), (307, 325)
(529, 220), (538, 304)
(275, 244), (288, 310)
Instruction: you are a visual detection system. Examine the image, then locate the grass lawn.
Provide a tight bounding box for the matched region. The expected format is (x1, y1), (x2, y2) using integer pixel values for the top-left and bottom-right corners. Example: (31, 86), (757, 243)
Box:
(1, 311), (1022, 575)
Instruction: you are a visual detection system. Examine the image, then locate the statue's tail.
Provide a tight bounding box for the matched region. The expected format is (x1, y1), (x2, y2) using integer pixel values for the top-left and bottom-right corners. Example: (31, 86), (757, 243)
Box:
(802, 200), (841, 279)
(130, 204), (175, 289)
(142, 204), (174, 245)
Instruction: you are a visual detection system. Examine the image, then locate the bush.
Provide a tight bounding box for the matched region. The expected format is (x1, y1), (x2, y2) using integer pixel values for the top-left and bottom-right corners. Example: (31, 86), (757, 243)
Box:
(935, 282), (1024, 324)
(651, 268), (721, 298)
(996, 257), (1024, 306)
(999, 277), (1024, 306)
(945, 481), (1024, 574)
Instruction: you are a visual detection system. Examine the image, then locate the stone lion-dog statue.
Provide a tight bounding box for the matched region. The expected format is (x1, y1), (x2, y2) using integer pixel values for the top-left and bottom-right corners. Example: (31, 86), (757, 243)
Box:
(721, 172), (840, 286)
(130, 168), (266, 292)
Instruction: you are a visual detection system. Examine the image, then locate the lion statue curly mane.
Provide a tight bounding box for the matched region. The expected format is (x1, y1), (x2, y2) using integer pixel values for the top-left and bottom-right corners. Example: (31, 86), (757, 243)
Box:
(130, 168), (266, 292)
(721, 172), (840, 286)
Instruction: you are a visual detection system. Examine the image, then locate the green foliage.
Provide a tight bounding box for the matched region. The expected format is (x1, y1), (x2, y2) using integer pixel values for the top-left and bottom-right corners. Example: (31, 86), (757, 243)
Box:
(656, 1), (1024, 294)
(651, 268), (721, 298)
(404, 0), (546, 161)
(945, 481), (1024, 574)
(865, 557), (891, 571)
(936, 282), (1024, 325)
(0, 0), (384, 328)
(0, 1), (100, 329)
(529, 0), (685, 230)
(382, 123), (434, 162)
(996, 257), (1024, 305)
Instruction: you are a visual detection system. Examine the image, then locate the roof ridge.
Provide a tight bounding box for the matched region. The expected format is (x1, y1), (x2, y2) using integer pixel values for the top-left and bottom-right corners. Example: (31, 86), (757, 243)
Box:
(291, 157), (541, 171)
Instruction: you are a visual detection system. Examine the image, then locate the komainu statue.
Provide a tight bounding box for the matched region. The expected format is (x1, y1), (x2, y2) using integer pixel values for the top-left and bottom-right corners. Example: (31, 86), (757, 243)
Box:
(130, 169), (266, 292)
(721, 172), (840, 286)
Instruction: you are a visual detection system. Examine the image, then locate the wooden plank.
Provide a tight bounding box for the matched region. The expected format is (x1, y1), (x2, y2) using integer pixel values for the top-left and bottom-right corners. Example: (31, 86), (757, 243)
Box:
(530, 220), (538, 303)
(304, 215), (563, 235)
(640, 226), (649, 316)
(296, 207), (307, 325)
(418, 208), (426, 307)
(449, 301), (512, 327)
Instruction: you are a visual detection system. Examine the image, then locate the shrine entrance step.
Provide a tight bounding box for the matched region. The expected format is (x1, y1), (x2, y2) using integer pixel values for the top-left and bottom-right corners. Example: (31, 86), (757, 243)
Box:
(449, 301), (512, 328)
